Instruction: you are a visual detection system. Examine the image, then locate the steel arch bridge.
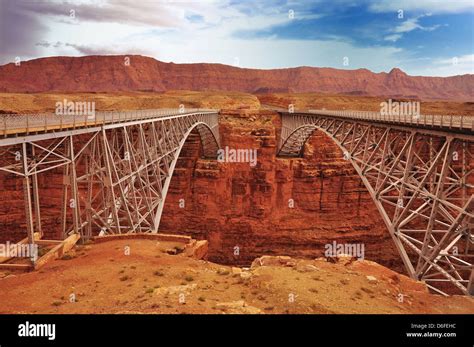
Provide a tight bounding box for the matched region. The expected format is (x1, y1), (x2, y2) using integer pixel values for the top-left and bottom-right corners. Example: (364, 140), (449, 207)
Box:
(0, 109), (219, 246)
(278, 110), (474, 296)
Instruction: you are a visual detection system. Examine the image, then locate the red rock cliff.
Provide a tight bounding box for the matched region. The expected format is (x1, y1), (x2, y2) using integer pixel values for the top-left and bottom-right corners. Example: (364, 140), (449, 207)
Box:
(159, 110), (403, 272)
(0, 55), (472, 101)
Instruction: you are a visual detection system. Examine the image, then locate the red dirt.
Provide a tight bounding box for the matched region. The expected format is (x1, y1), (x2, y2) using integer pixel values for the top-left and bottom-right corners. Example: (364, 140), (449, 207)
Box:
(0, 239), (472, 314)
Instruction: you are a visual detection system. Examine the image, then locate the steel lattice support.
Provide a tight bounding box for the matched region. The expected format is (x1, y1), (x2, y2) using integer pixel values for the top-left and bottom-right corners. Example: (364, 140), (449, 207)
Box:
(278, 112), (474, 296)
(0, 111), (220, 265)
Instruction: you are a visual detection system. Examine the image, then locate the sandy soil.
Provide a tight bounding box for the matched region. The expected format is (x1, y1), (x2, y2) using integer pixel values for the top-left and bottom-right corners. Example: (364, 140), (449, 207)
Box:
(0, 239), (472, 314)
(0, 91), (261, 114)
(258, 92), (474, 116)
(1, 91), (472, 116)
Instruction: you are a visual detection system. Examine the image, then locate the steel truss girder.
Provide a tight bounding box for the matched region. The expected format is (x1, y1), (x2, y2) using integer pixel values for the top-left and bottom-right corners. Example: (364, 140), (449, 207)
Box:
(278, 113), (474, 296)
(0, 112), (220, 257)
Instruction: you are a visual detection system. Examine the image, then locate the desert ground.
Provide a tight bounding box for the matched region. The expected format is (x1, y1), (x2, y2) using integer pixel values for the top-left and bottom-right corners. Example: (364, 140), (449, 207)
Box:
(0, 91), (260, 113)
(0, 91), (473, 115)
(0, 238), (473, 314)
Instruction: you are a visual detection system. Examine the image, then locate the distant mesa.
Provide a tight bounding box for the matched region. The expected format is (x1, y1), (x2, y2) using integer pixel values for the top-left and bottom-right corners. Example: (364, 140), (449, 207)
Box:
(0, 55), (472, 101)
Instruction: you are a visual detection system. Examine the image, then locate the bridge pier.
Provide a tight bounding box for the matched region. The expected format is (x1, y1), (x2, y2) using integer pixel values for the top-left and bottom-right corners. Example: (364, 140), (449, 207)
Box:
(21, 143), (35, 263)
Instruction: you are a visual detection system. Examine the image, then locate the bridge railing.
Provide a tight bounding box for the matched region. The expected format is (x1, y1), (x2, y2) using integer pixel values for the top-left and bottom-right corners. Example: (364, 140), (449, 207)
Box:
(305, 110), (474, 132)
(0, 108), (218, 136)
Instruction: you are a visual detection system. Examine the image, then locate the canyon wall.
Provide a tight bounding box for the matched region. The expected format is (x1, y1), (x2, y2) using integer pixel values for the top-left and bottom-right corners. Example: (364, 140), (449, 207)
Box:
(159, 110), (403, 272)
(0, 155), (80, 243)
(0, 55), (472, 101)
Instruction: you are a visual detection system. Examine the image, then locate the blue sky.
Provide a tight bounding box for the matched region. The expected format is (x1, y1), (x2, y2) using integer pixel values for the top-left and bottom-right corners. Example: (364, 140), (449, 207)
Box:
(1, 0), (473, 76)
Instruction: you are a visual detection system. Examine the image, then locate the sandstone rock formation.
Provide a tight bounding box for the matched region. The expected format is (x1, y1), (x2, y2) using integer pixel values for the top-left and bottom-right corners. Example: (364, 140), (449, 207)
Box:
(0, 55), (472, 100)
(159, 109), (403, 273)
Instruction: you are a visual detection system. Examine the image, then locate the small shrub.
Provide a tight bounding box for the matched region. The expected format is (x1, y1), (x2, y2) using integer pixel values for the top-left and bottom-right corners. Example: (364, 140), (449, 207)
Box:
(60, 253), (74, 260)
(217, 268), (230, 276)
(361, 287), (373, 294)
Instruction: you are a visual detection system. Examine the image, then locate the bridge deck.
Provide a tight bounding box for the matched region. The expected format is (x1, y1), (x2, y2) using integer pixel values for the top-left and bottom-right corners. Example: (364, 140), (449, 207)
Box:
(2, 108), (472, 138)
(0, 109), (218, 137)
(280, 109), (474, 133)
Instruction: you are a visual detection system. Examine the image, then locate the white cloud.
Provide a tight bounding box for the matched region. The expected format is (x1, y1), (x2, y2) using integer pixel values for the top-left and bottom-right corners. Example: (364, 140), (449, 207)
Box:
(394, 17), (423, 33)
(384, 34), (402, 42)
(369, 0), (474, 14)
(410, 54), (474, 76)
(151, 36), (404, 72)
(18, 0), (225, 28)
(384, 14), (444, 42)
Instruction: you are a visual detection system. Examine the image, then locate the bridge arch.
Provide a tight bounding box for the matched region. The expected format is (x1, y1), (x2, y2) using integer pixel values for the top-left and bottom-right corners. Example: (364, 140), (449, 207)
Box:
(278, 112), (474, 296)
(152, 121), (219, 231)
(279, 124), (323, 157)
(91, 112), (220, 237)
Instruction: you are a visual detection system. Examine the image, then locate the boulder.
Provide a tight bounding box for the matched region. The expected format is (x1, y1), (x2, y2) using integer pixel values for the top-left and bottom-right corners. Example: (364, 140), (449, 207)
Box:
(184, 240), (208, 260)
(296, 262), (319, 273)
(251, 255), (296, 268)
(366, 275), (378, 284)
(240, 272), (252, 280)
(155, 283), (197, 296)
(231, 267), (242, 276)
(216, 300), (262, 314)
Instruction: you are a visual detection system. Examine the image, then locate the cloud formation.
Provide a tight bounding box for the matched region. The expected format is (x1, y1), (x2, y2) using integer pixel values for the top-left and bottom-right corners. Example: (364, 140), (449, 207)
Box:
(0, 0), (472, 77)
(384, 13), (444, 42)
(369, 0), (474, 14)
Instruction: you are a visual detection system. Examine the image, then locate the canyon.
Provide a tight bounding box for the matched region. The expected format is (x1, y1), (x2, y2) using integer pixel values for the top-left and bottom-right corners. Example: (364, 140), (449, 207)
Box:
(159, 108), (403, 272)
(0, 108), (403, 272)
(0, 92), (404, 274)
(0, 87), (472, 275)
